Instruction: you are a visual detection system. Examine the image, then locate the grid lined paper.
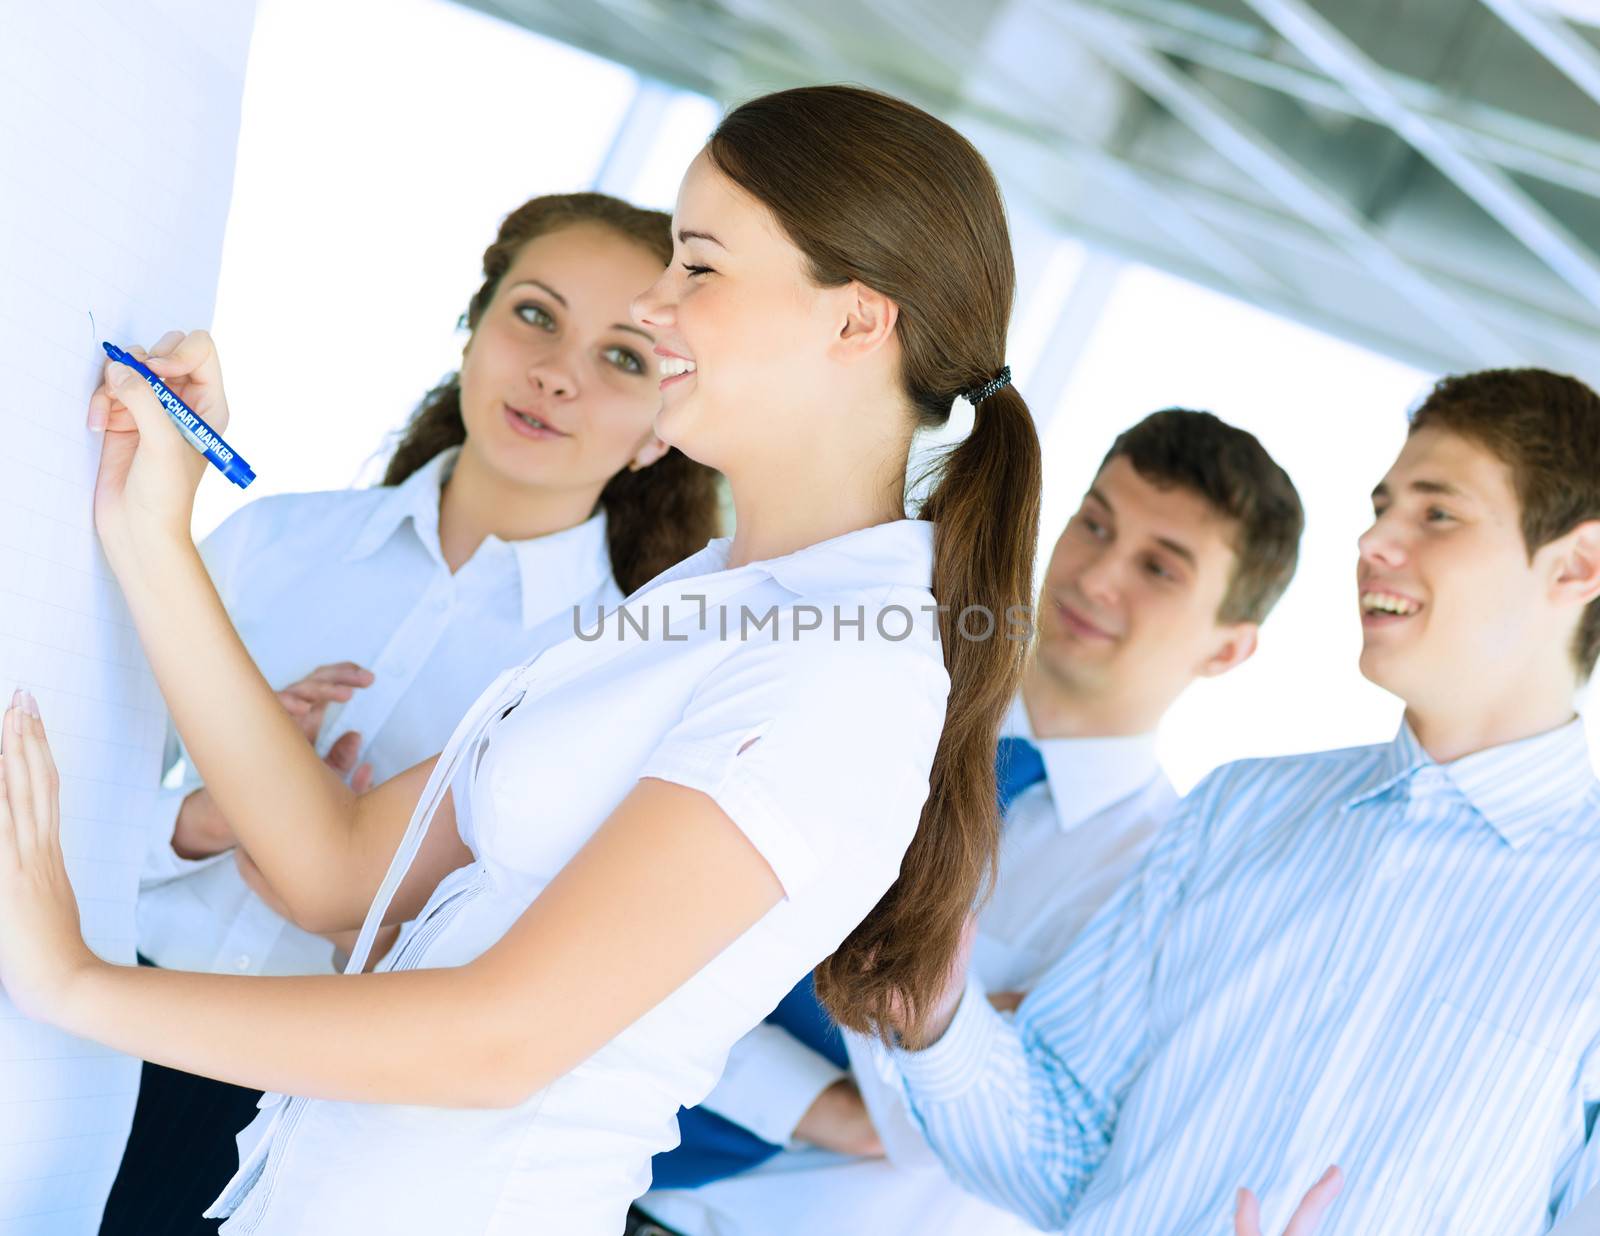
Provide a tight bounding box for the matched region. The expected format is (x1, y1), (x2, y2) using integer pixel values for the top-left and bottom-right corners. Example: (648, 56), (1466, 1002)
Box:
(0, 3), (255, 1230)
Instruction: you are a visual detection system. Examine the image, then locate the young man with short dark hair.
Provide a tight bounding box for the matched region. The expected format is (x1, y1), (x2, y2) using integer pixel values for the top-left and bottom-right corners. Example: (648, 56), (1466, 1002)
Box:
(636, 408), (1305, 1236)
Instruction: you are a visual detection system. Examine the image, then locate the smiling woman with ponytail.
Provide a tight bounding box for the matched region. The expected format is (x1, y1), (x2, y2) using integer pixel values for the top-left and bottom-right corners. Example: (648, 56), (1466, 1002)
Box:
(638, 90), (1044, 1220)
(699, 88), (1043, 1041)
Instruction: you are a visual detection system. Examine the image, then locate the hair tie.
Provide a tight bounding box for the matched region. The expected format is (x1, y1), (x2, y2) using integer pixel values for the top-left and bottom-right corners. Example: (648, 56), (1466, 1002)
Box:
(963, 365), (1012, 405)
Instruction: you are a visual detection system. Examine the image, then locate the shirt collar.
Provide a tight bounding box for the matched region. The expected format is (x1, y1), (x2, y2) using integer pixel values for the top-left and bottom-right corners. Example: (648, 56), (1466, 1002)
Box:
(1000, 695), (1164, 833)
(505, 509), (613, 629)
(684, 518), (937, 597)
(1346, 717), (1598, 848)
(342, 447), (614, 629)
(343, 448), (455, 566)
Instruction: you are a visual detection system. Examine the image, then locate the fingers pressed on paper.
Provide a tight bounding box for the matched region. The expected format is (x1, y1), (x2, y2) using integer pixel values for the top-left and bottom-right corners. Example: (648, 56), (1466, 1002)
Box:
(0, 752), (17, 870)
(2, 704), (36, 862)
(21, 708), (61, 852)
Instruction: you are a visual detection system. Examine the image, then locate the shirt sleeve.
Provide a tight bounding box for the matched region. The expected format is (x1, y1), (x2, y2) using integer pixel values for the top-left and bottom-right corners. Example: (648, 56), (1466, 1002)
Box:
(892, 775), (1217, 1230)
(140, 770), (232, 885)
(638, 609), (949, 898)
(699, 1023), (848, 1146)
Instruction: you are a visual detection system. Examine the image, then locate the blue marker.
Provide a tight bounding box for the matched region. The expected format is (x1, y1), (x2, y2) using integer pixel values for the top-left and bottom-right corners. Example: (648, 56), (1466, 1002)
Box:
(102, 342), (256, 489)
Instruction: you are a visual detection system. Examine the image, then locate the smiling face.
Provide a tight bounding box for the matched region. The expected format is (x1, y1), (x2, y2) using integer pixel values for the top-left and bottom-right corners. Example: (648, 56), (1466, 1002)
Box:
(456, 221), (669, 493)
(629, 150), (856, 475)
(1357, 427), (1565, 707)
(1036, 456), (1256, 725)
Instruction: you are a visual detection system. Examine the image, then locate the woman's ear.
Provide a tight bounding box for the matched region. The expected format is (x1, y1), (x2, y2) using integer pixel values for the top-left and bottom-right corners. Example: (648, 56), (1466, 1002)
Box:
(831, 281), (899, 363)
(628, 434), (671, 474)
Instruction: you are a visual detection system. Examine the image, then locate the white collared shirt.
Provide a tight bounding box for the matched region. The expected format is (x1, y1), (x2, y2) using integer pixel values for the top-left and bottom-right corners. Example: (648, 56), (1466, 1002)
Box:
(639, 696), (1175, 1236)
(207, 519), (950, 1236)
(138, 449), (624, 976)
(975, 696), (1176, 991)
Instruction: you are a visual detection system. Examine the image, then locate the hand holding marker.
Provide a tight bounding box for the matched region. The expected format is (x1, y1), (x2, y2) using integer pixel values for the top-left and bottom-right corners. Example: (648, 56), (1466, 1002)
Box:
(101, 342), (255, 489)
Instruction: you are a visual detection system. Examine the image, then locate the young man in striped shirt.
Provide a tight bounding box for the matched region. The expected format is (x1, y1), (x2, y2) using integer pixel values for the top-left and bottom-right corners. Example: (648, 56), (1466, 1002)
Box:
(893, 369), (1600, 1235)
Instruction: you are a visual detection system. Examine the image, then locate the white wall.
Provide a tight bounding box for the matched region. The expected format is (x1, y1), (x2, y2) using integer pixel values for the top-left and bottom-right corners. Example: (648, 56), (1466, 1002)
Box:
(199, 0), (638, 537)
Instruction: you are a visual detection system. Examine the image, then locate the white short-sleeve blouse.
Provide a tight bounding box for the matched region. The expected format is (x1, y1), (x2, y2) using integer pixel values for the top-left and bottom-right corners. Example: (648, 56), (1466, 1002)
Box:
(209, 518), (950, 1235)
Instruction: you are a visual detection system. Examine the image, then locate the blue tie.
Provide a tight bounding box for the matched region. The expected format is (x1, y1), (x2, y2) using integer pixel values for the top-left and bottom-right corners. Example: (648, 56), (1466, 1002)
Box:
(996, 735), (1047, 815)
(650, 738), (1045, 1189)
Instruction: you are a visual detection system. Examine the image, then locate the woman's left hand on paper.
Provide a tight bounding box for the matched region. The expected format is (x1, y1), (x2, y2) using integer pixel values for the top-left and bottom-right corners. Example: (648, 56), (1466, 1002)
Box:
(0, 692), (99, 1025)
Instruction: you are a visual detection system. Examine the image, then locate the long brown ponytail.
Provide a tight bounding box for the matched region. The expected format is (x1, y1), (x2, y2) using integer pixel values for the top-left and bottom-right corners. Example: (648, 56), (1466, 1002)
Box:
(709, 88), (1043, 1046)
(382, 192), (722, 594)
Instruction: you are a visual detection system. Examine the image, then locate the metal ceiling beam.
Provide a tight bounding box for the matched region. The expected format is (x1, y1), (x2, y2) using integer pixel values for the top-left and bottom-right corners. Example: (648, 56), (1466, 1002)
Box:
(1022, 191), (1600, 382)
(1036, 145), (1594, 334)
(1479, 0), (1600, 105)
(1046, 1), (1519, 360)
(1092, 0), (1600, 197)
(854, 0), (1290, 305)
(1529, 0), (1600, 24)
(1240, 0), (1600, 313)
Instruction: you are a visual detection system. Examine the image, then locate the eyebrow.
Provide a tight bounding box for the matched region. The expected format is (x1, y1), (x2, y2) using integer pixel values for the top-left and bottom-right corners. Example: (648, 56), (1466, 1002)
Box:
(677, 228), (726, 249)
(1371, 479), (1469, 500)
(1086, 488), (1198, 567)
(506, 279), (653, 342)
(509, 278), (566, 307)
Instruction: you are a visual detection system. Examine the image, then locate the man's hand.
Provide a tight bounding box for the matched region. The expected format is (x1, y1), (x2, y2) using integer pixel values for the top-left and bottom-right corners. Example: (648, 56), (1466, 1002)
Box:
(1235, 1166), (1343, 1236)
(893, 914), (980, 1049)
(790, 1078), (884, 1158)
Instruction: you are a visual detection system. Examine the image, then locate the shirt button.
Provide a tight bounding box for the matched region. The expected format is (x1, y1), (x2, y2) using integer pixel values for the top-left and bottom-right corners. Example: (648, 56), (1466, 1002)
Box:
(233, 954), (252, 972)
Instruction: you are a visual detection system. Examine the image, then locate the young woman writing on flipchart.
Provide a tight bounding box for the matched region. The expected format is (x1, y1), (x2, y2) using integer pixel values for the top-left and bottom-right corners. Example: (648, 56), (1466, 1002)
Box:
(0, 85), (1042, 1234)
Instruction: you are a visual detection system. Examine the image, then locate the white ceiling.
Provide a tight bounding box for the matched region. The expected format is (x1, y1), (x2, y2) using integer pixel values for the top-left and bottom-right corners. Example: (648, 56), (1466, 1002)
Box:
(457, 0), (1600, 386)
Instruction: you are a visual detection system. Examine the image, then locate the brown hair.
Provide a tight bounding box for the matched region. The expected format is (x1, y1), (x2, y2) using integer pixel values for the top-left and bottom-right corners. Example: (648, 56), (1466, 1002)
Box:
(383, 192), (722, 594)
(1101, 409), (1304, 624)
(1409, 368), (1600, 678)
(710, 86), (1042, 1046)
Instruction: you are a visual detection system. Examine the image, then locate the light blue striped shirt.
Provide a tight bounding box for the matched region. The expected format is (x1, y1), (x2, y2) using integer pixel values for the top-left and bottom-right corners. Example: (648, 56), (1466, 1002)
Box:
(895, 719), (1600, 1233)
